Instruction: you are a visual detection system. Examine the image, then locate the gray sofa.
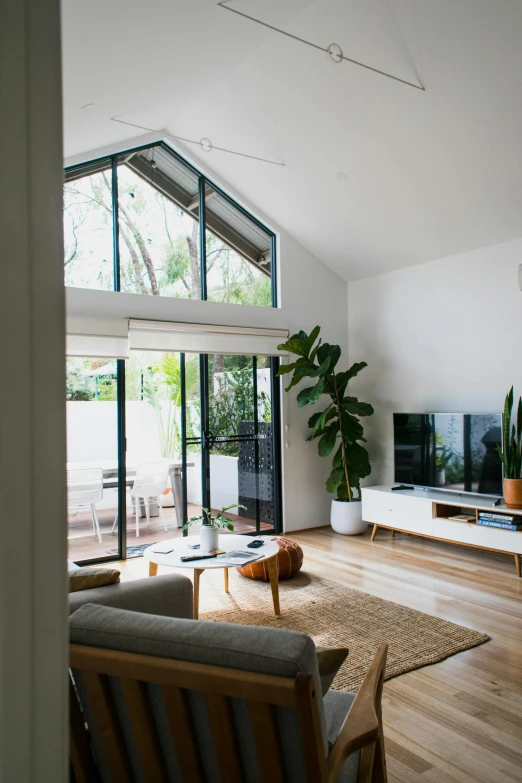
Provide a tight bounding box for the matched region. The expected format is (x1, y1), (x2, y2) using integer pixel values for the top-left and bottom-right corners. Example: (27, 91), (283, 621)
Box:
(68, 572), (193, 619)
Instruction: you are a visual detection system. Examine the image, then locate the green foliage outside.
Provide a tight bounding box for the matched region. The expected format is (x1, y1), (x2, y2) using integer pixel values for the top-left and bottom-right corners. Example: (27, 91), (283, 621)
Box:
(277, 326), (373, 501)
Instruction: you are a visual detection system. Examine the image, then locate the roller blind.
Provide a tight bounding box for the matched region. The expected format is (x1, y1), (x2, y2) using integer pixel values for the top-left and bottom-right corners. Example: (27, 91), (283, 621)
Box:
(66, 316), (130, 359)
(128, 319), (289, 356)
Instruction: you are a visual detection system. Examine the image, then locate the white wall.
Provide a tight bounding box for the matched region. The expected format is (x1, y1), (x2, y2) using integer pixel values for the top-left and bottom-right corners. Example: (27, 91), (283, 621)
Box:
(66, 133), (349, 532)
(348, 237), (522, 486)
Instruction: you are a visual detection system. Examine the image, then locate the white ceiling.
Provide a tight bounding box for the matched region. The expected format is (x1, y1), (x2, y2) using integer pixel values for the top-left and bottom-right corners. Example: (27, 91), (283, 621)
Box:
(62, 0), (522, 281)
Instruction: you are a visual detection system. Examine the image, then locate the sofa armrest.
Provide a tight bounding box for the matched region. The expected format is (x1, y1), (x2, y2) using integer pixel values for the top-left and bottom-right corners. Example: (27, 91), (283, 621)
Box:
(68, 573), (193, 620)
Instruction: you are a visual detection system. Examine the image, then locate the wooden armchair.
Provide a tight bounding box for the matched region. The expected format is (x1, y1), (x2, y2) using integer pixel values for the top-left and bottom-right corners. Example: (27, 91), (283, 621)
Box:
(69, 604), (387, 782)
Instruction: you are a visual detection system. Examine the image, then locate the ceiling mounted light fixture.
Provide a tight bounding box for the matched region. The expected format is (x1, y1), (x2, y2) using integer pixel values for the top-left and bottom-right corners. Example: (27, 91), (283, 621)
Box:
(327, 43), (343, 64)
(200, 137), (213, 153)
(217, 1), (425, 91)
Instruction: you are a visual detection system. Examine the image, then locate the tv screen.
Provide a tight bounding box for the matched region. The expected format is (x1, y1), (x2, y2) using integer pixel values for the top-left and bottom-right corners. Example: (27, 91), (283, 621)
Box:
(393, 413), (503, 496)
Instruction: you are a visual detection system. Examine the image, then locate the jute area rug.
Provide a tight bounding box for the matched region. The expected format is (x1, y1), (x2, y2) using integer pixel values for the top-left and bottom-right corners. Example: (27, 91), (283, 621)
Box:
(198, 569), (489, 692)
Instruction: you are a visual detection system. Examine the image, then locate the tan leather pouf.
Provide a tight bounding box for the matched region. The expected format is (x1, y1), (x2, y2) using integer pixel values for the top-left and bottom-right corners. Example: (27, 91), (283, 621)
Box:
(237, 537), (303, 581)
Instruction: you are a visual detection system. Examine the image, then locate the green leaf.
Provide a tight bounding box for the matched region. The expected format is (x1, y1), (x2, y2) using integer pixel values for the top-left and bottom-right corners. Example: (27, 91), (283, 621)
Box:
(310, 356), (331, 378)
(332, 444), (343, 469)
(335, 362), (368, 397)
(284, 363), (314, 392)
(277, 361), (299, 376)
(344, 441), (371, 478)
(307, 410), (324, 429)
(277, 337), (308, 357)
(341, 412), (364, 443)
(296, 378), (325, 407)
(305, 325), (321, 355)
(318, 421), (340, 456)
(341, 397), (374, 417)
(310, 339), (322, 363)
(326, 467), (345, 494)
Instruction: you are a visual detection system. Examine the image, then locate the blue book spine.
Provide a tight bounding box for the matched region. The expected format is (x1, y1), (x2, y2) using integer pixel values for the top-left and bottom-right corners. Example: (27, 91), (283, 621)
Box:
(477, 518), (522, 531)
(479, 512), (518, 522)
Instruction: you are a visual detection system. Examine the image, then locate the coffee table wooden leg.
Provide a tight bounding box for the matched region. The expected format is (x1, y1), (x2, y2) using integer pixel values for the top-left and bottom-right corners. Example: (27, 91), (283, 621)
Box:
(267, 556), (280, 616)
(193, 568), (203, 619)
(224, 568), (229, 593)
(149, 561), (158, 577)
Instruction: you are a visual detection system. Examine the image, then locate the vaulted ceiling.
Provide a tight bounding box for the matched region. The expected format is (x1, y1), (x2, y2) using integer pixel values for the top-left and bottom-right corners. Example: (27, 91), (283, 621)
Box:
(62, 0), (522, 280)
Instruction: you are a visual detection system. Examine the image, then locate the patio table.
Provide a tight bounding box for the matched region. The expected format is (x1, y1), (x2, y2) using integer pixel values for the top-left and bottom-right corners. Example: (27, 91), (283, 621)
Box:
(67, 459), (194, 528)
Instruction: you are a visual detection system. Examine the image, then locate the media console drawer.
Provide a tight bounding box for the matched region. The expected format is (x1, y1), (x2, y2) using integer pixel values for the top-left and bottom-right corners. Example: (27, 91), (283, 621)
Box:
(362, 489), (433, 518)
(434, 518), (522, 554)
(363, 506), (434, 535)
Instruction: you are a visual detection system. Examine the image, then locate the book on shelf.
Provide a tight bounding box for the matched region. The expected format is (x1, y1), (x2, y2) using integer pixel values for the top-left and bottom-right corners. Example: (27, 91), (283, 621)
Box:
(477, 517), (522, 531)
(479, 511), (521, 523)
(448, 513), (476, 522)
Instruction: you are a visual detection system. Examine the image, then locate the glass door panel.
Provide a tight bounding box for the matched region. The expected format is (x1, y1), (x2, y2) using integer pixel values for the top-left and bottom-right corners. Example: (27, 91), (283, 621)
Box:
(205, 354), (277, 535)
(66, 358), (120, 562)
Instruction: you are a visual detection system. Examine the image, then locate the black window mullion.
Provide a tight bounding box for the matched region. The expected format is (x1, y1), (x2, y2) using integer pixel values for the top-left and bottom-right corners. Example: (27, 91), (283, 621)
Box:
(198, 176), (207, 300)
(116, 358), (127, 558)
(111, 156), (121, 292)
(253, 356), (261, 534)
(199, 354), (211, 509)
(180, 353), (188, 535)
(270, 357), (283, 534)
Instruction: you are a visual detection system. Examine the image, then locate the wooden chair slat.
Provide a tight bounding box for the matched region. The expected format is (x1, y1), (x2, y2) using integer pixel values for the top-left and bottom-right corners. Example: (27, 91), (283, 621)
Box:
(249, 701), (284, 783)
(295, 673), (328, 781)
(70, 645), (295, 706)
(69, 678), (101, 783)
(81, 670), (133, 783)
(204, 693), (242, 782)
(120, 677), (167, 783)
(162, 685), (202, 783)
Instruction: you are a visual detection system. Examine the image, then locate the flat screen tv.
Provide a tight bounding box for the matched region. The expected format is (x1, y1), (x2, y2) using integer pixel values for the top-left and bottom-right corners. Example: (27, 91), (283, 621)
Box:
(393, 413), (503, 497)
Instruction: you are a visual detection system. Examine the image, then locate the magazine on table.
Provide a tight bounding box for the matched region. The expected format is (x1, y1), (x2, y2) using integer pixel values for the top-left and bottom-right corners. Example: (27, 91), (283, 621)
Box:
(213, 550), (264, 567)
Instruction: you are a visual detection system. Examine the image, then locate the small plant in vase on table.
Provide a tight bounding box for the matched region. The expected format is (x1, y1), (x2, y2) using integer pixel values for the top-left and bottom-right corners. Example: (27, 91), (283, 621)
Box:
(278, 326), (374, 535)
(183, 505), (246, 550)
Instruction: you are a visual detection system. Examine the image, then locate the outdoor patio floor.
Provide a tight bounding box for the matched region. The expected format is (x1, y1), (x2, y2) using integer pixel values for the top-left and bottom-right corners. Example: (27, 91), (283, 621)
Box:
(68, 503), (273, 562)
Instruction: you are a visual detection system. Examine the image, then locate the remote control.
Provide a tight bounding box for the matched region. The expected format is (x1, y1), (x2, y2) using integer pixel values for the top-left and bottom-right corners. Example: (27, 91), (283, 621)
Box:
(247, 540), (265, 548)
(180, 553), (217, 563)
(391, 485), (415, 491)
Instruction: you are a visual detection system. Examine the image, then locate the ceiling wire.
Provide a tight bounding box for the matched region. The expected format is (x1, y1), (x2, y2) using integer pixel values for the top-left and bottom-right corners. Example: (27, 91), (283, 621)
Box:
(110, 117), (285, 167)
(217, 0), (425, 92)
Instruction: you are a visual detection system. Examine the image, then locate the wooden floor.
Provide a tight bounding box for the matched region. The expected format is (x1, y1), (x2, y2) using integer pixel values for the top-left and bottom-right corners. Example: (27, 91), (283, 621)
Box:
(116, 526), (522, 782)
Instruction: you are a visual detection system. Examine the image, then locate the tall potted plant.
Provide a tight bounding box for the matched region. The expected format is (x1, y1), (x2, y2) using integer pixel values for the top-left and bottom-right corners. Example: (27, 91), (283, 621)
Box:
(498, 386), (522, 508)
(278, 326), (373, 534)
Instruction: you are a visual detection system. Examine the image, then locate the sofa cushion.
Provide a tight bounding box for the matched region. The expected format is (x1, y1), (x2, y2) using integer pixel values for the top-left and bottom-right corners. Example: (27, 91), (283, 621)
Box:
(316, 645), (349, 695)
(70, 603), (329, 783)
(68, 566), (120, 593)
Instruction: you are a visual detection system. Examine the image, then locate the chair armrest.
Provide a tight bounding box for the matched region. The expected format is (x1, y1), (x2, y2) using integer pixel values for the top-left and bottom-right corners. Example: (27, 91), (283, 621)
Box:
(68, 573), (193, 620)
(327, 643), (388, 782)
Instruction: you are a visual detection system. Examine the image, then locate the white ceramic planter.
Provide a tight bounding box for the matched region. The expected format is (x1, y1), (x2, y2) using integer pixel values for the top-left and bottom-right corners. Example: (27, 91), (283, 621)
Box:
(330, 498), (367, 535)
(200, 524), (219, 551)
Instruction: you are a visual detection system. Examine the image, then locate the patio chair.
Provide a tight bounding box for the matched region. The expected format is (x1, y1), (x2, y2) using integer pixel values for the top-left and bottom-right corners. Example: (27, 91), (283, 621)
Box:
(117, 461), (170, 538)
(67, 467), (104, 544)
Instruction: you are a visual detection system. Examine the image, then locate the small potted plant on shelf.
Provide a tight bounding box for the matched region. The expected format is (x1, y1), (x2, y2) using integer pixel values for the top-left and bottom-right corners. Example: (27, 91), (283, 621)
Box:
(498, 387), (522, 508)
(182, 504), (246, 550)
(277, 326), (373, 535)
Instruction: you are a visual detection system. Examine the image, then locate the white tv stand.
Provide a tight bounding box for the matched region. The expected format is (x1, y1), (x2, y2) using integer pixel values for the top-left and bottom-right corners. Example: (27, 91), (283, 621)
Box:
(361, 486), (522, 576)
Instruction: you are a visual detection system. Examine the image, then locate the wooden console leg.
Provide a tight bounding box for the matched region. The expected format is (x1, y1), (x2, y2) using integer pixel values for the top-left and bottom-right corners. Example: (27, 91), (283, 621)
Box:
(515, 553), (521, 578)
(149, 561), (158, 577)
(391, 530), (396, 539)
(371, 524), (379, 542)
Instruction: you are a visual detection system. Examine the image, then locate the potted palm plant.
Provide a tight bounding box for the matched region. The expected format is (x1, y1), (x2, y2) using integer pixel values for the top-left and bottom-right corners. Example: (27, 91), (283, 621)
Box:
(278, 327), (373, 534)
(498, 387), (522, 508)
(183, 504), (246, 550)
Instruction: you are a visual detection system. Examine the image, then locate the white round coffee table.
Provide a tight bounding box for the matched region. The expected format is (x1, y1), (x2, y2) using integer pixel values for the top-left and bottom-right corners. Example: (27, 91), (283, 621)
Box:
(143, 534), (281, 619)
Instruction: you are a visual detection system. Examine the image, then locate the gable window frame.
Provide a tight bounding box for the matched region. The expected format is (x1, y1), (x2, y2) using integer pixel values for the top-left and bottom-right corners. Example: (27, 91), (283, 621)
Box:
(64, 141), (278, 307)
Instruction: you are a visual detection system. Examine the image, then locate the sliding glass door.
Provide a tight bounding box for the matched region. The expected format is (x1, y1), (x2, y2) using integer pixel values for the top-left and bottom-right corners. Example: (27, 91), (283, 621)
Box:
(67, 350), (281, 564)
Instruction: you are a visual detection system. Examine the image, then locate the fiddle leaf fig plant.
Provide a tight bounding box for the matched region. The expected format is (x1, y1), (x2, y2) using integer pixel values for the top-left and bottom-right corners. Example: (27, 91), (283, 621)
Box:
(277, 327), (373, 501)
